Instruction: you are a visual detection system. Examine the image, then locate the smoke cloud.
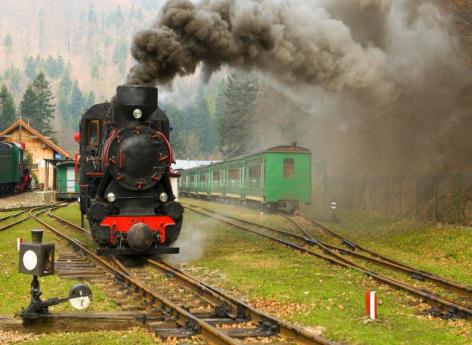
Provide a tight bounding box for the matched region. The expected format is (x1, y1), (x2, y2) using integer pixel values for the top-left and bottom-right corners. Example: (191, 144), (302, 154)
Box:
(129, 0), (472, 174)
(164, 221), (207, 264)
(127, 0), (390, 95)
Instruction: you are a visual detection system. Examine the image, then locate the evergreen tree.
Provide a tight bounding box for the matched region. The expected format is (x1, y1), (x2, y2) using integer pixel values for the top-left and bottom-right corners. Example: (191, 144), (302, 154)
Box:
(20, 85), (39, 126)
(57, 70), (73, 122)
(21, 72), (55, 136)
(45, 55), (64, 79)
(0, 85), (16, 129)
(4, 66), (22, 97)
(162, 102), (185, 157)
(25, 56), (37, 80)
(85, 91), (95, 109)
(69, 81), (84, 128)
(193, 91), (218, 154)
(113, 40), (128, 73)
(218, 72), (259, 158)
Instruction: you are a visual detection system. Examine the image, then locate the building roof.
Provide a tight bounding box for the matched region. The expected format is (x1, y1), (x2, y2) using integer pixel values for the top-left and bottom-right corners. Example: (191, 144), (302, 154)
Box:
(172, 159), (220, 171)
(0, 119), (70, 159)
(227, 145), (311, 162)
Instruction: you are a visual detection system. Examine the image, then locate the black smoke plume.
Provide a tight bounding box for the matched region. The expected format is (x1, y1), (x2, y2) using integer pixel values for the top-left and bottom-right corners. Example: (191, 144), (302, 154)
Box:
(127, 0), (389, 94)
(129, 0), (472, 174)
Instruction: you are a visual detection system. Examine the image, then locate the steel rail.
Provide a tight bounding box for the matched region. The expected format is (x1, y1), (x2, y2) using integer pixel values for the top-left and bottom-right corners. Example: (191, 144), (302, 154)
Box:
(30, 211), (265, 345)
(46, 209), (338, 345)
(280, 215), (472, 300)
(0, 209), (29, 222)
(185, 205), (472, 318)
(0, 206), (57, 232)
(47, 210), (90, 234)
(146, 258), (337, 345)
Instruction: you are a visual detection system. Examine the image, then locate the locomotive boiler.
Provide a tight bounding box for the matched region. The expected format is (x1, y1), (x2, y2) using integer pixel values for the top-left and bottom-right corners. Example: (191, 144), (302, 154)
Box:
(78, 85), (183, 255)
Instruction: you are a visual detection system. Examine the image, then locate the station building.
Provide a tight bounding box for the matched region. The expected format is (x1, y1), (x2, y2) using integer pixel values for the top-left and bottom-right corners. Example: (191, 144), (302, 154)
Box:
(0, 119), (71, 191)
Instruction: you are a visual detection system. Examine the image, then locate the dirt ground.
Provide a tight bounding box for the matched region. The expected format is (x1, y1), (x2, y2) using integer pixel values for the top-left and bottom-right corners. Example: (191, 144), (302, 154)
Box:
(0, 192), (54, 209)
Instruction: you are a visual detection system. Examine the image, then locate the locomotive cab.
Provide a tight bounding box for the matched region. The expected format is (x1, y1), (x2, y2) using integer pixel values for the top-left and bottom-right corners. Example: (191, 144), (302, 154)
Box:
(79, 85), (183, 256)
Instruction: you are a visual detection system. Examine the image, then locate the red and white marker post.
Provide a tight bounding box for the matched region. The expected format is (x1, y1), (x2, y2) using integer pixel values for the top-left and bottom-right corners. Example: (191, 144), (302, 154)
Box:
(17, 238), (24, 252)
(365, 291), (377, 320)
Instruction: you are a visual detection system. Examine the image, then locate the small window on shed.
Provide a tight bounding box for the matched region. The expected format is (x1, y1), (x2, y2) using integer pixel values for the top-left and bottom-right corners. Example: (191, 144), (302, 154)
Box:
(87, 120), (100, 147)
(283, 158), (295, 178)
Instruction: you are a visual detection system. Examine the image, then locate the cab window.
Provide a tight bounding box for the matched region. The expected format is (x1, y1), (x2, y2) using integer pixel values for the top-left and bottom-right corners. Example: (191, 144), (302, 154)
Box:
(283, 158), (295, 178)
(87, 120), (100, 147)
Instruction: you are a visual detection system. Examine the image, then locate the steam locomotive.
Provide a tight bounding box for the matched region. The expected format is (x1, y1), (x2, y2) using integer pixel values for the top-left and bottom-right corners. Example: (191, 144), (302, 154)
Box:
(78, 85), (183, 256)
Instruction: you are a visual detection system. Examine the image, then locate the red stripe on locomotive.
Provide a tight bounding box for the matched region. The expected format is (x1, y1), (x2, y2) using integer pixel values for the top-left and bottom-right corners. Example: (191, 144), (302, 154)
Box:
(100, 215), (175, 244)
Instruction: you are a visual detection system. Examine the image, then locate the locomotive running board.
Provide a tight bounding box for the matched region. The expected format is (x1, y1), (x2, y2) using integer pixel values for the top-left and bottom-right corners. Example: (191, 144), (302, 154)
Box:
(96, 247), (179, 256)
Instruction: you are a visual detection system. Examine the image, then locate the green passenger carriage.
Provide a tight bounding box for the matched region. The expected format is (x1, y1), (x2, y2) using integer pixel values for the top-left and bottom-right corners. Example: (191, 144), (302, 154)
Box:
(0, 142), (31, 195)
(179, 145), (312, 212)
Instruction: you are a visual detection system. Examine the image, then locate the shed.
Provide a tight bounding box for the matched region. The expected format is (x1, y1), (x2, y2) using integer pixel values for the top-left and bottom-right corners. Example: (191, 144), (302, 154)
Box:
(56, 160), (79, 200)
(0, 119), (70, 190)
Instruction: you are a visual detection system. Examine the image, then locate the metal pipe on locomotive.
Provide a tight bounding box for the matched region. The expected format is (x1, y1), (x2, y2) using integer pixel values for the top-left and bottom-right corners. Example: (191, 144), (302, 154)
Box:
(78, 85), (183, 256)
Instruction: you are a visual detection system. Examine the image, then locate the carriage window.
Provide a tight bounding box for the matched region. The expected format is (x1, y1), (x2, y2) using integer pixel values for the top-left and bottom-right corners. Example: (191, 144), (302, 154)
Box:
(249, 165), (261, 178)
(200, 173), (207, 186)
(87, 120), (100, 147)
(213, 170), (220, 185)
(229, 168), (240, 183)
(283, 159), (295, 178)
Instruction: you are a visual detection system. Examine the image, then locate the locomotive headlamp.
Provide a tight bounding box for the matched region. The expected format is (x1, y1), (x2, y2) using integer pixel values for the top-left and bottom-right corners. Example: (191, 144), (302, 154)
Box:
(159, 192), (168, 203)
(106, 192), (116, 203)
(133, 108), (143, 119)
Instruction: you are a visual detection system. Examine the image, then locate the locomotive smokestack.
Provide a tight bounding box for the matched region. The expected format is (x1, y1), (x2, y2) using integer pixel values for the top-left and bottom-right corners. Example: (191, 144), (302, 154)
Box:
(113, 85), (158, 124)
(116, 85), (158, 107)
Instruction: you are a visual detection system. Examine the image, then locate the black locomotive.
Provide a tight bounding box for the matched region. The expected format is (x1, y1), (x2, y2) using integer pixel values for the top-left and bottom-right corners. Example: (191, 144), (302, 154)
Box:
(78, 85), (183, 255)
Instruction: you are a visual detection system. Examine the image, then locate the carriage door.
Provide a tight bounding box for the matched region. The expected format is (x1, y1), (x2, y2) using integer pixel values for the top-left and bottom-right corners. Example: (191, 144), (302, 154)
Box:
(66, 166), (76, 192)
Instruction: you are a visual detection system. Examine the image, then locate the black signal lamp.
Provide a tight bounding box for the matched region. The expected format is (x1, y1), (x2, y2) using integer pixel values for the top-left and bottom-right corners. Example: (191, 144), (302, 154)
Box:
(18, 229), (55, 276)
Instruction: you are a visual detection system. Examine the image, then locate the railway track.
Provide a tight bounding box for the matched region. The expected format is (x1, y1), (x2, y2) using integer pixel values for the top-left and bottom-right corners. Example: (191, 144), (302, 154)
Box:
(184, 204), (472, 319)
(281, 215), (472, 300)
(0, 209), (30, 223)
(0, 205), (60, 232)
(34, 208), (337, 345)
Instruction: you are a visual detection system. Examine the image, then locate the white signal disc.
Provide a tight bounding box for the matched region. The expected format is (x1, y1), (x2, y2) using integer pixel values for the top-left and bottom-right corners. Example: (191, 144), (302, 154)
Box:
(23, 250), (38, 271)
